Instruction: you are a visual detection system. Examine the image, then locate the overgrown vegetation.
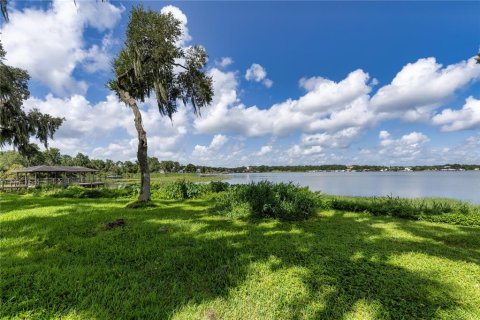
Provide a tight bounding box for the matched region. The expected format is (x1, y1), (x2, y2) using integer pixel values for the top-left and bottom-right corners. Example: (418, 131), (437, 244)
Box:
(157, 180), (209, 200)
(17, 180), (480, 226)
(211, 181), (320, 221)
(50, 185), (138, 199)
(154, 180), (230, 200)
(326, 195), (480, 226)
(1, 194), (479, 319)
(46, 180), (229, 202)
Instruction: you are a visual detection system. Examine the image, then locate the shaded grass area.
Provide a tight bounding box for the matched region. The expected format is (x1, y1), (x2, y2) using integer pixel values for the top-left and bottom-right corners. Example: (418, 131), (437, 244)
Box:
(1, 194), (479, 319)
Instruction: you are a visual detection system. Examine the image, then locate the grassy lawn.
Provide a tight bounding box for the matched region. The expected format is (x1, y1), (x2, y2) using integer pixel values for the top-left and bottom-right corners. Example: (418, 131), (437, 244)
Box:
(1, 194), (479, 319)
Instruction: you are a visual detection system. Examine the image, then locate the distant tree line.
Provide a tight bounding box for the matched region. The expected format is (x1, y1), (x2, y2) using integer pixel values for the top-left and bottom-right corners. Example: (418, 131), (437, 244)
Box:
(223, 164), (480, 172)
(1, 148), (479, 179)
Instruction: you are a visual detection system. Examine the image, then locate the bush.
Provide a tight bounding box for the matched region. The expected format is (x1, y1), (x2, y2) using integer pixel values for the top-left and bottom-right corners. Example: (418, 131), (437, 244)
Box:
(211, 181), (320, 221)
(159, 180), (209, 200)
(208, 181), (230, 193)
(212, 192), (251, 218)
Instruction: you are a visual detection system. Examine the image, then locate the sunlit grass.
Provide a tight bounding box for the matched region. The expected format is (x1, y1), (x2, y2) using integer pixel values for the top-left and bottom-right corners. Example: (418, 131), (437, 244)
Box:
(1, 194), (479, 319)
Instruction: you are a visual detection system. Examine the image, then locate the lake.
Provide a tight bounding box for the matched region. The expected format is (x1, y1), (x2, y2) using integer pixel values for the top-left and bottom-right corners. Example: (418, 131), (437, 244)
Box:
(226, 171), (480, 204)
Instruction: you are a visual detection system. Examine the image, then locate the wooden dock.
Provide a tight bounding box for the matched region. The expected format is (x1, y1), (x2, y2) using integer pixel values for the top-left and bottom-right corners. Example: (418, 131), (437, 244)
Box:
(0, 182), (34, 191)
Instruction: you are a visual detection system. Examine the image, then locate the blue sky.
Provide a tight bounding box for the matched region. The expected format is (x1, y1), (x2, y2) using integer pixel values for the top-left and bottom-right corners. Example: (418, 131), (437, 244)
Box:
(2, 1), (480, 165)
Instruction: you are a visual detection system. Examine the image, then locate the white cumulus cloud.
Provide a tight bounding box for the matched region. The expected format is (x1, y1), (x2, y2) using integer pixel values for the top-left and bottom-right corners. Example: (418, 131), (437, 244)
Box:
(193, 134), (229, 156)
(194, 55), (479, 166)
(371, 57), (480, 121)
(0, 0), (123, 96)
(217, 57), (234, 68)
(301, 127), (362, 149)
(195, 67), (373, 139)
(378, 131), (430, 158)
(256, 146), (273, 156)
(245, 63), (273, 88)
(432, 96), (480, 132)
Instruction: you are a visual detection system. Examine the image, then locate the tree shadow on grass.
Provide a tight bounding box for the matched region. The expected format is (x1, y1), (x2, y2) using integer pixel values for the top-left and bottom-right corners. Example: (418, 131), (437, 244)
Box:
(287, 213), (474, 319)
(0, 198), (478, 319)
(397, 221), (480, 251)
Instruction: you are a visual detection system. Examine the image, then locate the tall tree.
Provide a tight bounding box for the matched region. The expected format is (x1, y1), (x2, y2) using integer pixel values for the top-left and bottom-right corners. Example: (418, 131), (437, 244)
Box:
(90, 159), (106, 170)
(61, 154), (74, 166)
(148, 156), (161, 173)
(0, 40), (63, 155)
(160, 160), (176, 173)
(108, 6), (213, 202)
(185, 163), (196, 173)
(0, 150), (26, 173)
(123, 160), (137, 174)
(73, 152), (90, 167)
(43, 147), (62, 165)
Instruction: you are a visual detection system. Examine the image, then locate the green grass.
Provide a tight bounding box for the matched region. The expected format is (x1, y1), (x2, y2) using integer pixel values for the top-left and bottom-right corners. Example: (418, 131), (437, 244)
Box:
(1, 193), (479, 319)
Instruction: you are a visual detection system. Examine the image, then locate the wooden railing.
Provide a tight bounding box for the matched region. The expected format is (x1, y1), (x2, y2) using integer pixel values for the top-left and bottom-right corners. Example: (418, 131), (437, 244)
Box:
(0, 178), (105, 191)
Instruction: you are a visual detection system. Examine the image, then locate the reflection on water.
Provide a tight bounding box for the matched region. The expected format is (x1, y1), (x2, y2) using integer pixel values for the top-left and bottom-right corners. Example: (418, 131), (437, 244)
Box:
(226, 171), (480, 204)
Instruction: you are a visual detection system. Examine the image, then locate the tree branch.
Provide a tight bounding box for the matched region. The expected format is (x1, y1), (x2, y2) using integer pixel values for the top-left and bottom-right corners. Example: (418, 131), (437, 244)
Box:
(172, 63), (188, 70)
(117, 60), (188, 83)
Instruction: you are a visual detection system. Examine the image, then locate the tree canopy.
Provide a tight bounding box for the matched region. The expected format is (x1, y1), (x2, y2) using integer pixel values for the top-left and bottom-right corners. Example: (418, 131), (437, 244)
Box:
(108, 6), (213, 118)
(0, 40), (64, 155)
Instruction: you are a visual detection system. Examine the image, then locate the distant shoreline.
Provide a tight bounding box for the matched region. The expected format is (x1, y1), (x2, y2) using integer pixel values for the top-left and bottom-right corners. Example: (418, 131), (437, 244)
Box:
(215, 167), (480, 174)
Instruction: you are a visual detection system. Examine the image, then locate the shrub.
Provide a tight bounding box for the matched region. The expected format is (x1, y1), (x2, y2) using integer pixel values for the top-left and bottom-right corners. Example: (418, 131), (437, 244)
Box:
(185, 182), (208, 199)
(160, 180), (209, 200)
(208, 181), (230, 193)
(211, 191), (251, 218)
(211, 181), (320, 221)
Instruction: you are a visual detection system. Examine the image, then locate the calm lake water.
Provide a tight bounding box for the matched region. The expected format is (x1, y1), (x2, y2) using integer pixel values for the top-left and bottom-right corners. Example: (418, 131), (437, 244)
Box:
(226, 171), (480, 204)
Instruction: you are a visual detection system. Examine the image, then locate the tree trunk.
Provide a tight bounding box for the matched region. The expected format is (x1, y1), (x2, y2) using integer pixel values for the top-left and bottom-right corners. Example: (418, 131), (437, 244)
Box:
(119, 90), (151, 202)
